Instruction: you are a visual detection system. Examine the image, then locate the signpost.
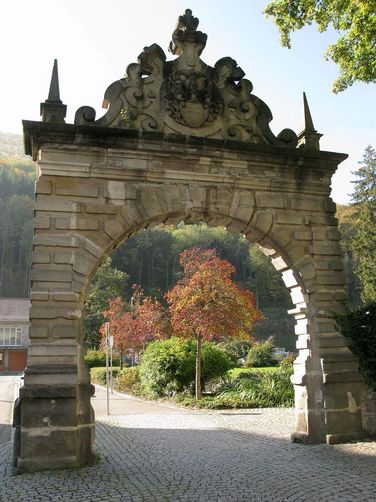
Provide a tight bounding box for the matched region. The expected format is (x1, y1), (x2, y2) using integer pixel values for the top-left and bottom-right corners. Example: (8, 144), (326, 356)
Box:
(109, 335), (114, 394)
(105, 322), (110, 415)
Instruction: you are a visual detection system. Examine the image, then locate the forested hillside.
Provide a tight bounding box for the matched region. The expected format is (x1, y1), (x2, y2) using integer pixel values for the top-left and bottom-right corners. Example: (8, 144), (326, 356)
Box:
(0, 133), (365, 350)
(0, 133), (35, 297)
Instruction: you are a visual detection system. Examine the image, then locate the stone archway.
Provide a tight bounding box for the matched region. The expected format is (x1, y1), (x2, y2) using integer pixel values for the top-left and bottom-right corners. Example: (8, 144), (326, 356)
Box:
(18, 9), (367, 472)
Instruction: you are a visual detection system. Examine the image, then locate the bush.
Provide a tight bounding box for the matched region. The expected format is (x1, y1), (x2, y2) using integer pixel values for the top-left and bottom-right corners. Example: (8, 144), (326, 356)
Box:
(85, 350), (120, 369)
(139, 337), (233, 397)
(246, 339), (278, 367)
(217, 340), (253, 364)
(184, 366), (294, 409)
(115, 367), (141, 394)
(91, 366), (121, 385)
(201, 343), (235, 385)
(334, 301), (376, 391)
(279, 353), (295, 368)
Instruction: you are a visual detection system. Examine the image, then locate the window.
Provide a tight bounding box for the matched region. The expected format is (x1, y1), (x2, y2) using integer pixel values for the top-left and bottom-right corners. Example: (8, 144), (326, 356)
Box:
(0, 327), (22, 346)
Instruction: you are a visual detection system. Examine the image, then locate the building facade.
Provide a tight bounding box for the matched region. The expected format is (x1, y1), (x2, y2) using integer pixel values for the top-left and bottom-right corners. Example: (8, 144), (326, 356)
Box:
(0, 298), (30, 372)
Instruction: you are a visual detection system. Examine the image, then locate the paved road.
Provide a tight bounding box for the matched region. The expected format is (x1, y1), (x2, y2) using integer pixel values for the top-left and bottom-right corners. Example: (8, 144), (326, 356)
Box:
(0, 386), (375, 501)
(0, 374), (20, 446)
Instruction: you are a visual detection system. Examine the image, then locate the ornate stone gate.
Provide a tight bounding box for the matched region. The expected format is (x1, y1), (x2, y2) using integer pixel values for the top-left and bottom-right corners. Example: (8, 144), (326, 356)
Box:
(18, 9), (367, 472)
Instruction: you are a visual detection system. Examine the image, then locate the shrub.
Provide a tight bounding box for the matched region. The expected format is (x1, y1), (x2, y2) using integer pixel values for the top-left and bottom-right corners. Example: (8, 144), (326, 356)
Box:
(333, 301), (376, 391)
(115, 367), (141, 394)
(211, 366), (293, 408)
(201, 343), (235, 385)
(173, 366), (294, 409)
(279, 353), (296, 368)
(91, 366), (121, 385)
(217, 340), (253, 364)
(245, 338), (278, 367)
(85, 350), (120, 369)
(139, 337), (233, 397)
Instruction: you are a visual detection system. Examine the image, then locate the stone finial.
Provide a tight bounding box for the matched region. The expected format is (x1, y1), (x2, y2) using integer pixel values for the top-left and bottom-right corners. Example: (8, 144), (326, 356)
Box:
(298, 92), (322, 151)
(40, 60), (67, 123)
(169, 8), (207, 56)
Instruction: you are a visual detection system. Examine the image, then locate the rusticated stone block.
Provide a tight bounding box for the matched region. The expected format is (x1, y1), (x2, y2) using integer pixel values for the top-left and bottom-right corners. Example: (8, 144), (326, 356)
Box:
(53, 292), (79, 302)
(251, 212), (273, 235)
(35, 178), (52, 194)
(290, 197), (322, 212)
(52, 324), (77, 338)
(85, 203), (117, 214)
(31, 291), (49, 301)
(30, 305), (81, 320)
(256, 192), (285, 209)
(35, 215), (51, 229)
(55, 180), (99, 197)
(139, 185), (166, 220)
(29, 325), (48, 338)
(35, 200), (81, 212)
(31, 267), (72, 283)
(120, 202), (144, 228)
(83, 238), (105, 259)
(55, 217), (99, 230)
(316, 271), (345, 285)
(281, 269), (298, 288)
(276, 212), (304, 225)
(164, 184), (185, 214)
(104, 180), (125, 199)
(271, 256), (289, 271)
(33, 250), (50, 264)
(104, 219), (125, 241)
(34, 234), (80, 248)
(230, 190), (254, 223)
(73, 252), (97, 276)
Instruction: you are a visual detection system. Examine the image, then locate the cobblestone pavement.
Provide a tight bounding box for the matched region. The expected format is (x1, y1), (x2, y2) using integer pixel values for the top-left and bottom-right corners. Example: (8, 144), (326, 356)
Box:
(1, 404), (376, 502)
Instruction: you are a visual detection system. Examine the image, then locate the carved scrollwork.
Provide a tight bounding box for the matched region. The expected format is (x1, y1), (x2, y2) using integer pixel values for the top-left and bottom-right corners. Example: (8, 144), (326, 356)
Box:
(74, 9), (298, 149)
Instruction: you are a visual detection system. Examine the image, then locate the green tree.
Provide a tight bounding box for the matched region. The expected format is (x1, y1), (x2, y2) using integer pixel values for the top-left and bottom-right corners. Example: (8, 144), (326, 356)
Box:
(264, 0), (376, 92)
(84, 258), (129, 348)
(350, 146), (376, 302)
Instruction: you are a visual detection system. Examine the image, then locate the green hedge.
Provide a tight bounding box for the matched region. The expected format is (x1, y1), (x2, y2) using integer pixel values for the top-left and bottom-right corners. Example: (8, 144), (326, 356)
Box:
(334, 301), (376, 391)
(85, 350), (120, 369)
(91, 366), (121, 385)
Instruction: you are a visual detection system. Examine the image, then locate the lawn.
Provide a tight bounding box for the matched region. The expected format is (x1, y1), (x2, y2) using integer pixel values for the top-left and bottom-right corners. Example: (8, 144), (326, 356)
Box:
(228, 366), (279, 379)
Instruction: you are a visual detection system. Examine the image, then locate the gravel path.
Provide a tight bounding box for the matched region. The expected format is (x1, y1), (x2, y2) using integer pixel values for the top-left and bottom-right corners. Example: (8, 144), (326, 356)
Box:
(1, 399), (375, 501)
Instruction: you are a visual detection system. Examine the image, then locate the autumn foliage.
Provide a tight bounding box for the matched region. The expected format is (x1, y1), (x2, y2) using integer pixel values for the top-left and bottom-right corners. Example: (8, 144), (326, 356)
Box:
(100, 287), (169, 363)
(166, 248), (262, 342)
(166, 248), (262, 398)
(100, 248), (261, 398)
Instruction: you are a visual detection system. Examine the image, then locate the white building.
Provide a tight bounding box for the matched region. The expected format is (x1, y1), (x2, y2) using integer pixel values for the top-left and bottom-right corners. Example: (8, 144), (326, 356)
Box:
(0, 298), (30, 372)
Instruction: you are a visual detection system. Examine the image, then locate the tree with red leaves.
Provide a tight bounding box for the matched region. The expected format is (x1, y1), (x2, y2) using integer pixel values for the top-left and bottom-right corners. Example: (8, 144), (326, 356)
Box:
(100, 287), (170, 366)
(166, 248), (262, 399)
(131, 286), (170, 351)
(100, 297), (134, 369)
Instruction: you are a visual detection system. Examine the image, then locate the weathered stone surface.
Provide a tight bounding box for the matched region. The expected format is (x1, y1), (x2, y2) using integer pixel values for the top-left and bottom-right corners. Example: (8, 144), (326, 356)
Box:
(20, 8), (366, 473)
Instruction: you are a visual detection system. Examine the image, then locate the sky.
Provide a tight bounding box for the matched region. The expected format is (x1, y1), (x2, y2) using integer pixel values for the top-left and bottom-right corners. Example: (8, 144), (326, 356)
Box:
(1, 0), (375, 204)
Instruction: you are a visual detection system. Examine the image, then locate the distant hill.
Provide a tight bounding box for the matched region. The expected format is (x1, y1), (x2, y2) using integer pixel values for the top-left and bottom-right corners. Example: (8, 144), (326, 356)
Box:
(0, 132), (29, 160)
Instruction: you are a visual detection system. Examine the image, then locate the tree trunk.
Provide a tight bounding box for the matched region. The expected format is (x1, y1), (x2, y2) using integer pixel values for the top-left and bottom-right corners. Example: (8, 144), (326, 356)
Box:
(195, 337), (202, 400)
(120, 350), (123, 370)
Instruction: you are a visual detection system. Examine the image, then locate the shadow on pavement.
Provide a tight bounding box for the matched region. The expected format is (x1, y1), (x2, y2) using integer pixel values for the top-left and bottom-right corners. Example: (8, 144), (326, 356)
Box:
(0, 415), (375, 501)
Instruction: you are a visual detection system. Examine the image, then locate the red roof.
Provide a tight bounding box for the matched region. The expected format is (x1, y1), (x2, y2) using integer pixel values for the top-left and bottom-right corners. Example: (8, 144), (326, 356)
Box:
(0, 298), (30, 322)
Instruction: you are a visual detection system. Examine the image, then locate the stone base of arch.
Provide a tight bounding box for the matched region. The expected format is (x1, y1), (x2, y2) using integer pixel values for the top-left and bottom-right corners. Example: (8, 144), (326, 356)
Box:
(15, 126), (370, 472)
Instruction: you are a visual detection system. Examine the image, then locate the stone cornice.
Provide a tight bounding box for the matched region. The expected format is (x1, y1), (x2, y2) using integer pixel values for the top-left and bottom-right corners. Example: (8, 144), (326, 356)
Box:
(23, 120), (347, 169)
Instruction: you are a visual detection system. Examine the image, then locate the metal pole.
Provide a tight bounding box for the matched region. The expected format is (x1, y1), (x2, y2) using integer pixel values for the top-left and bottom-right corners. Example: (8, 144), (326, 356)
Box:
(105, 322), (110, 415)
(110, 335), (113, 394)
